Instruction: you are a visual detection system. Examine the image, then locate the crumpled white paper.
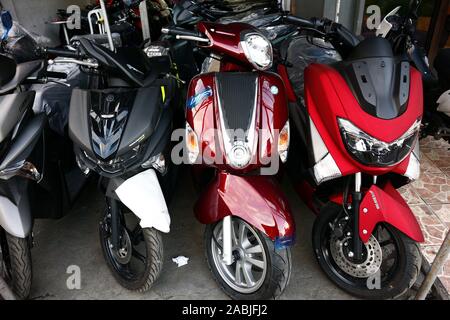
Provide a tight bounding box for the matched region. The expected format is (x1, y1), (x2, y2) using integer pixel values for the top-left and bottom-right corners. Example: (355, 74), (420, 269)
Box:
(172, 256), (189, 267)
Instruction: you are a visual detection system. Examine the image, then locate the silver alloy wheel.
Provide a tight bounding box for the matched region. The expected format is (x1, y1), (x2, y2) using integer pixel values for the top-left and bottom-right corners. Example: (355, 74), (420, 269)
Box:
(211, 218), (267, 294)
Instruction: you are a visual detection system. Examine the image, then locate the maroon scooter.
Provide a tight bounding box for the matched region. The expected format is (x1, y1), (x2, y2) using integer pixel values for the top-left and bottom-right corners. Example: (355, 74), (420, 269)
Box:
(163, 22), (294, 299)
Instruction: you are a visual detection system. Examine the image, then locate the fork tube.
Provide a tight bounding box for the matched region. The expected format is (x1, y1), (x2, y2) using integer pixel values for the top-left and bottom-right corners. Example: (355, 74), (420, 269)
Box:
(353, 173), (363, 261)
(110, 198), (120, 249)
(222, 216), (233, 266)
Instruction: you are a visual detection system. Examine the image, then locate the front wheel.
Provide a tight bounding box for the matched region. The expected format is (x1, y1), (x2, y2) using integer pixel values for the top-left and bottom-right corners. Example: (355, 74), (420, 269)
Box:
(99, 204), (163, 292)
(0, 231), (32, 299)
(312, 203), (421, 299)
(205, 218), (291, 300)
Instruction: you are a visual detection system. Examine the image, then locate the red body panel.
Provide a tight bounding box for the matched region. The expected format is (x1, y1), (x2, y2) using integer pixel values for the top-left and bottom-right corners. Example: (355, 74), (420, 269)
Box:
(194, 171), (295, 240)
(303, 63), (423, 176)
(186, 71), (289, 173)
(359, 182), (424, 243)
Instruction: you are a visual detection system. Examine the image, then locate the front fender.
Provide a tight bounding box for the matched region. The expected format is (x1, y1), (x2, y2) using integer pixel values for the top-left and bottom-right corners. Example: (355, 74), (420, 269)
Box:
(115, 169), (170, 233)
(0, 194), (32, 238)
(359, 182), (424, 243)
(194, 172), (295, 242)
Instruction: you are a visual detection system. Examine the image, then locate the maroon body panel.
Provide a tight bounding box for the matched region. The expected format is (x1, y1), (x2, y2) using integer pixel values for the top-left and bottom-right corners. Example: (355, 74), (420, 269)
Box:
(198, 22), (257, 68)
(186, 71), (289, 173)
(194, 171), (295, 240)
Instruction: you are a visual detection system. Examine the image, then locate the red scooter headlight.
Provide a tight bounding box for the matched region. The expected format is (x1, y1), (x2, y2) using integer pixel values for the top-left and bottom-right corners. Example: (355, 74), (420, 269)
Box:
(338, 118), (421, 167)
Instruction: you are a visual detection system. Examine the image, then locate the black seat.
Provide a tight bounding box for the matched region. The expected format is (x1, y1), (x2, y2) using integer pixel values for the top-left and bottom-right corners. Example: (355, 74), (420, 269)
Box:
(348, 37), (394, 60)
(0, 55), (17, 87)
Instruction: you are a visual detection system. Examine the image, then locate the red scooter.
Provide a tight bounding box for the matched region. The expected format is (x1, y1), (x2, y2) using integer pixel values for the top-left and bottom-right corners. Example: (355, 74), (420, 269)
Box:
(278, 15), (424, 299)
(163, 22), (294, 299)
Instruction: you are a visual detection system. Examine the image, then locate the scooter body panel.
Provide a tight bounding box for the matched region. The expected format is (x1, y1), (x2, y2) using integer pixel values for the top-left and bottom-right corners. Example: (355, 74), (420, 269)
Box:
(186, 71), (288, 173)
(303, 63), (423, 177)
(194, 171), (295, 241)
(0, 184), (31, 238)
(115, 169), (170, 233)
(358, 182), (424, 243)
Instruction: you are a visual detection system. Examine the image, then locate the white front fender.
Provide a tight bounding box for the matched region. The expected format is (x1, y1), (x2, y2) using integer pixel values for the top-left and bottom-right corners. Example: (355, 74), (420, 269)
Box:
(115, 169), (170, 233)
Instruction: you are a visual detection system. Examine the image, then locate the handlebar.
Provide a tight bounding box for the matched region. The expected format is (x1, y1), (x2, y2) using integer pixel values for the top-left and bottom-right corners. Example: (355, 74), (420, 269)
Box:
(43, 47), (84, 59)
(282, 15), (317, 29)
(161, 27), (210, 43)
(282, 14), (360, 51)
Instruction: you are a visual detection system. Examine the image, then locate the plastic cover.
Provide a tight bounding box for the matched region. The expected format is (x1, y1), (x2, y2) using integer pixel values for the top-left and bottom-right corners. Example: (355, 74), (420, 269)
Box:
(283, 36), (342, 100)
(32, 60), (85, 136)
(1, 21), (52, 62)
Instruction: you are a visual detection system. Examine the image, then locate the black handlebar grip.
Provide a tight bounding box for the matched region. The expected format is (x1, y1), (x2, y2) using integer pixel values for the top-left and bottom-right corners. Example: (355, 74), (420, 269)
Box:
(163, 27), (203, 38)
(283, 15), (316, 28)
(44, 47), (82, 59)
(334, 24), (360, 47)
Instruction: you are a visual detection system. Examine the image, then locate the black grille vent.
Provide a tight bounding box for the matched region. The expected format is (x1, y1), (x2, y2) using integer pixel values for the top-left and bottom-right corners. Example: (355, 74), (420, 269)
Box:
(216, 73), (258, 134)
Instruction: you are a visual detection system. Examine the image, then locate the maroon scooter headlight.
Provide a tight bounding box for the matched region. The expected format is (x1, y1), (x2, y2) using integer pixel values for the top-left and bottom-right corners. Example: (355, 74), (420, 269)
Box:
(338, 118), (421, 167)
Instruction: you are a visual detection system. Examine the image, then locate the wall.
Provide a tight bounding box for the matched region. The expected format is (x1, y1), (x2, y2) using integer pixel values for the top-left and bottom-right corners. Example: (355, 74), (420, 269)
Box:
(1, 0), (92, 46)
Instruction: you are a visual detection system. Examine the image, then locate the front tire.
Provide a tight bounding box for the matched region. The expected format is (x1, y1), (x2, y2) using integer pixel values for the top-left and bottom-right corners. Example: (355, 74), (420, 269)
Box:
(0, 231), (32, 299)
(205, 218), (291, 300)
(312, 203), (421, 299)
(99, 206), (163, 292)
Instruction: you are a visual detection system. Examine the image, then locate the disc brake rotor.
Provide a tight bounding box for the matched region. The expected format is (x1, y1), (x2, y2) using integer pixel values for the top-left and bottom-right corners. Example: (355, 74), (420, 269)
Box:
(330, 235), (383, 278)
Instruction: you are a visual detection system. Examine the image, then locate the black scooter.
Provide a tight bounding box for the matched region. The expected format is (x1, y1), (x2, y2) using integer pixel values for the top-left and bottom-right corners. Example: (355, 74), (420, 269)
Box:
(43, 34), (180, 291)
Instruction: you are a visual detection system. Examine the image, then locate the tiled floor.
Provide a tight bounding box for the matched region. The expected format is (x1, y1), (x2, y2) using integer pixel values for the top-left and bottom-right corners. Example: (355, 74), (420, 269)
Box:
(400, 136), (450, 294)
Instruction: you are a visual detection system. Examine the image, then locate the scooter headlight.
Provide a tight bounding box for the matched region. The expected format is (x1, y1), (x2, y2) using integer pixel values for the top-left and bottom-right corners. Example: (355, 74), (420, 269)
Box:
(186, 123), (200, 164)
(278, 121), (290, 163)
(338, 118), (421, 167)
(240, 32), (273, 71)
(227, 141), (251, 170)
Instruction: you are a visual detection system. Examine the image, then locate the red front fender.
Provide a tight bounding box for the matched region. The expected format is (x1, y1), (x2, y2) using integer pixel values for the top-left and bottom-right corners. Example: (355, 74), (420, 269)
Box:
(194, 172), (295, 241)
(359, 182), (424, 243)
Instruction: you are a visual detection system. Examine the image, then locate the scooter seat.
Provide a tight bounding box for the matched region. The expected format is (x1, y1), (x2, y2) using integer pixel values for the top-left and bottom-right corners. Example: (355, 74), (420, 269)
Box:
(0, 55), (16, 87)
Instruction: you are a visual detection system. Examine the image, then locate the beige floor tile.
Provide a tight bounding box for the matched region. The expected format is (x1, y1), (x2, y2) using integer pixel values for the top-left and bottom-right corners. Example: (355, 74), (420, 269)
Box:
(411, 205), (448, 246)
(398, 185), (425, 205)
(412, 172), (450, 204)
(430, 204), (450, 228)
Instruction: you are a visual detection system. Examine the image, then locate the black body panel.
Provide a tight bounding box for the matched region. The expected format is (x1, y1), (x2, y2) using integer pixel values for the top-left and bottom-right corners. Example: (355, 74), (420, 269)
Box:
(0, 55), (16, 86)
(69, 85), (170, 177)
(216, 72), (258, 133)
(335, 38), (410, 120)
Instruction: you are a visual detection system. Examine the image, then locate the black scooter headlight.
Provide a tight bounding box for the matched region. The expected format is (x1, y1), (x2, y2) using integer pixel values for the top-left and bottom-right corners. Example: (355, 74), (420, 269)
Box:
(338, 118), (421, 167)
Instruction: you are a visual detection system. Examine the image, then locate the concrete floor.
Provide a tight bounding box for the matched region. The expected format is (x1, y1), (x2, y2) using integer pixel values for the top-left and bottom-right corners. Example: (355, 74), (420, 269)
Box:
(29, 168), (354, 300)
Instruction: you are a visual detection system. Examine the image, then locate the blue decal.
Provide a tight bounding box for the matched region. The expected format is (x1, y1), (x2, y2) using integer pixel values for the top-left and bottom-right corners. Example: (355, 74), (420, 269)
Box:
(187, 86), (213, 110)
(1, 10), (13, 41)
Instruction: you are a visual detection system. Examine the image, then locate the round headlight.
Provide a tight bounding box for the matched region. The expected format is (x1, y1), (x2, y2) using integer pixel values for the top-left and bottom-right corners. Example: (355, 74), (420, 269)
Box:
(227, 141), (251, 169)
(241, 32), (273, 70)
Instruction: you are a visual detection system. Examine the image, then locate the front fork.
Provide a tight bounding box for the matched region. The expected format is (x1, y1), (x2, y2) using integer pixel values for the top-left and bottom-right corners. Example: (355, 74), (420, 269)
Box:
(352, 172), (363, 261)
(222, 215), (233, 266)
(108, 198), (122, 250)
